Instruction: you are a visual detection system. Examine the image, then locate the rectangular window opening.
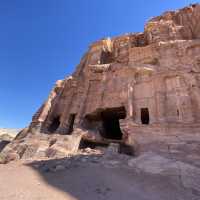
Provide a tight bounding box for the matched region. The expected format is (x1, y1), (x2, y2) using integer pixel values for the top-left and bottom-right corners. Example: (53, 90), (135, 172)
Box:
(141, 108), (149, 125)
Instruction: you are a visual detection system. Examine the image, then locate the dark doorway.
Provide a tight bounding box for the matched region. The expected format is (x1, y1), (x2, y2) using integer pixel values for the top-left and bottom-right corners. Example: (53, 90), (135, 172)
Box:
(101, 107), (126, 140)
(100, 51), (114, 64)
(141, 108), (149, 124)
(119, 143), (135, 156)
(48, 116), (60, 133)
(177, 109), (179, 117)
(67, 114), (76, 134)
(79, 138), (108, 149)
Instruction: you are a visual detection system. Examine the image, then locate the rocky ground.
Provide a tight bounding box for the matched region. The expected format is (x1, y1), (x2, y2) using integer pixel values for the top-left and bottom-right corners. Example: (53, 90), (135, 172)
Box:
(0, 144), (200, 200)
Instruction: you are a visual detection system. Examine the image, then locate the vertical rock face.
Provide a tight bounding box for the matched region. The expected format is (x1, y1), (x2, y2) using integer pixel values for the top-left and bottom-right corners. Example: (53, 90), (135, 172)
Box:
(31, 4), (200, 136)
(2, 4), (200, 161)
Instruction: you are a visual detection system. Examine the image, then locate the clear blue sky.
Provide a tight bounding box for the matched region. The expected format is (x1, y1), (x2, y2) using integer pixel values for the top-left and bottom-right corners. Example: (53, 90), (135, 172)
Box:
(0, 0), (197, 128)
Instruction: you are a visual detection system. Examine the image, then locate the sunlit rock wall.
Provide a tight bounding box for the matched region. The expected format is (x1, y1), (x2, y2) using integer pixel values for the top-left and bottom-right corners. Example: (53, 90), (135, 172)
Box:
(29, 4), (200, 139)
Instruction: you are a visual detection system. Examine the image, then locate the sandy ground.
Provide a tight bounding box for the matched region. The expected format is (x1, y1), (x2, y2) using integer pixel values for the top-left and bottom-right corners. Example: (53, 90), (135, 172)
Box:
(0, 157), (198, 200)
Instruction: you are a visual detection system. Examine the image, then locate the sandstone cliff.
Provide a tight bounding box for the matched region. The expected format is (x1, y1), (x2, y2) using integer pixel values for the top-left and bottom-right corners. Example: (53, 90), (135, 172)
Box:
(1, 4), (200, 163)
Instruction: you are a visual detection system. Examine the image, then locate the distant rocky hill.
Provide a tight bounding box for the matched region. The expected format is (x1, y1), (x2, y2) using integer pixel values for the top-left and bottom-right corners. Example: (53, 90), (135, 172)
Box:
(0, 128), (21, 137)
(0, 128), (21, 152)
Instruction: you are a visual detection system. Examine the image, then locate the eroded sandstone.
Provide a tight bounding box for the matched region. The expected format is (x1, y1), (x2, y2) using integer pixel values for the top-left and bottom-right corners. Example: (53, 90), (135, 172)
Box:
(1, 4), (200, 163)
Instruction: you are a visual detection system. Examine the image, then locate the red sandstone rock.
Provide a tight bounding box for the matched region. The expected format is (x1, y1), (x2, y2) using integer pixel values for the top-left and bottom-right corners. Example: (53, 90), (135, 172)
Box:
(1, 4), (200, 161)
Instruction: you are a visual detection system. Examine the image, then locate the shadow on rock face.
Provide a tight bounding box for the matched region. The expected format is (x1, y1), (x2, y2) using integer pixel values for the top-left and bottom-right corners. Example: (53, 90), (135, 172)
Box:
(0, 140), (10, 152)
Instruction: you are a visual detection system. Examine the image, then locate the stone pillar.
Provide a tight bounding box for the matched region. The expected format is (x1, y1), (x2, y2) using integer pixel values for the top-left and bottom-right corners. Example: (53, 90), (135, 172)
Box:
(77, 80), (91, 121)
(179, 89), (194, 123)
(127, 78), (136, 120)
(155, 77), (166, 124)
(127, 82), (134, 118)
(191, 88), (200, 121)
(155, 92), (166, 123)
(57, 86), (76, 133)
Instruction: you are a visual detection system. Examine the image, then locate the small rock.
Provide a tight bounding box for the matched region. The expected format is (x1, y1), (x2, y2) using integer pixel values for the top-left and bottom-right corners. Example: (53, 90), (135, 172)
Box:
(103, 143), (120, 159)
(55, 164), (65, 171)
(5, 152), (20, 163)
(33, 164), (40, 168)
(84, 147), (92, 153)
(107, 160), (120, 166)
(40, 165), (50, 173)
(102, 159), (121, 168)
(81, 157), (88, 163)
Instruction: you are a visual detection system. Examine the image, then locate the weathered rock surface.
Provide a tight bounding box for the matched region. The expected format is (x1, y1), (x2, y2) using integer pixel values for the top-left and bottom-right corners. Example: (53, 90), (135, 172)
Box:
(0, 133), (15, 154)
(0, 132), (83, 164)
(128, 152), (200, 193)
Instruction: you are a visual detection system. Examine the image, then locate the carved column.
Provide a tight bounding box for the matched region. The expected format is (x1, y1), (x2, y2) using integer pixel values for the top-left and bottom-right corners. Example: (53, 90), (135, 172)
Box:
(127, 81), (135, 119)
(155, 77), (166, 123)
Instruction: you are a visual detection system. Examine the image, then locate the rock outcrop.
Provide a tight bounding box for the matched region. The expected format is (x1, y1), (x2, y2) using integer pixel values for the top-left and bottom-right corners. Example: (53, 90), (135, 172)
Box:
(1, 4), (200, 162)
(0, 128), (20, 154)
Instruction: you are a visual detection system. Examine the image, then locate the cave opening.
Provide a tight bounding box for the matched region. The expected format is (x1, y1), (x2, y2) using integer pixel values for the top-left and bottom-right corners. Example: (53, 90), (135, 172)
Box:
(79, 138), (108, 149)
(177, 109), (179, 117)
(141, 108), (149, 124)
(67, 114), (76, 134)
(100, 107), (126, 140)
(84, 107), (126, 140)
(81, 107), (136, 156)
(48, 116), (60, 133)
(100, 50), (114, 64)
